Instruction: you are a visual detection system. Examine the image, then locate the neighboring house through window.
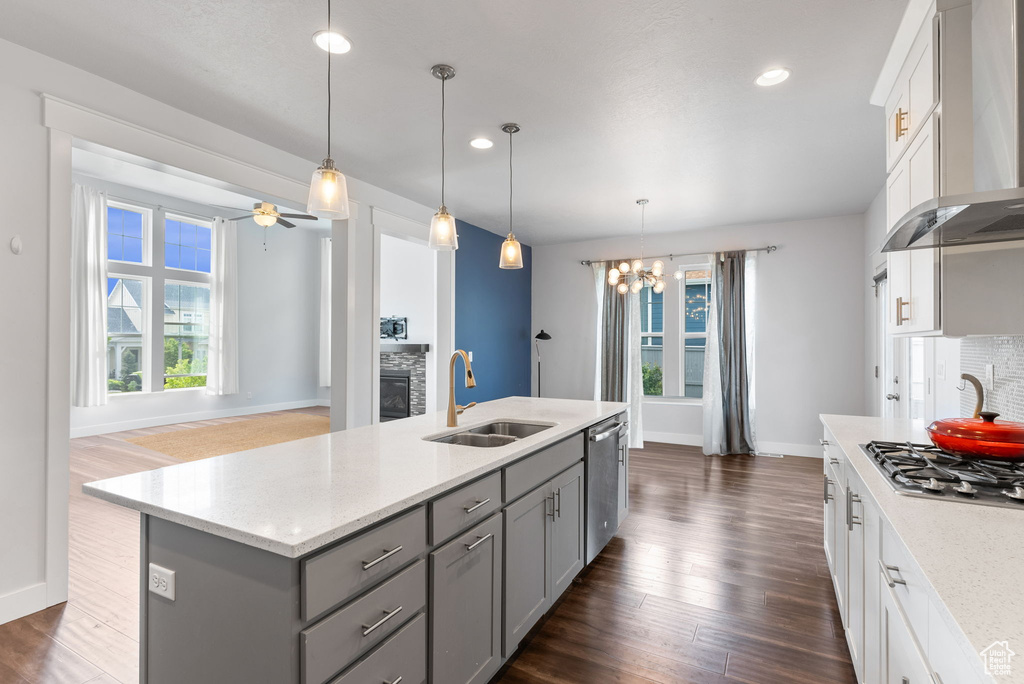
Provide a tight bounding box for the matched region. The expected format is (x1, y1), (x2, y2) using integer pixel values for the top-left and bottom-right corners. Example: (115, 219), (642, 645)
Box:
(105, 200), (213, 394)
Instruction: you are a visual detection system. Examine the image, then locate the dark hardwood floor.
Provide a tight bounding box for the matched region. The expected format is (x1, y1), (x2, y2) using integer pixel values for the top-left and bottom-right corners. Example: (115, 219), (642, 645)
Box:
(494, 443), (854, 684)
(0, 421), (852, 684)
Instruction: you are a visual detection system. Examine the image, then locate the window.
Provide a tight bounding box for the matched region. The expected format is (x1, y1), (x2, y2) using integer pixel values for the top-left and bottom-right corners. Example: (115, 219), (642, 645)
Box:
(640, 287), (664, 396)
(101, 198), (213, 395)
(107, 204), (145, 264)
(682, 269), (711, 398)
(106, 277), (146, 393)
(165, 217), (212, 273)
(164, 282), (210, 388)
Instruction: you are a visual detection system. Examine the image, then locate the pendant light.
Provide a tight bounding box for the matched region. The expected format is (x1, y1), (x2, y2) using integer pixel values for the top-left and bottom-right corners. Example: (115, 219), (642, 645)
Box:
(307, 0), (351, 219)
(607, 199), (666, 294)
(428, 64), (458, 250)
(499, 123), (524, 269)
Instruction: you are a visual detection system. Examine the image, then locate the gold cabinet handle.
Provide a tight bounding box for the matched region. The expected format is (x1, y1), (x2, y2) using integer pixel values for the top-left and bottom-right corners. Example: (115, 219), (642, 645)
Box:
(895, 107), (909, 141)
(895, 297), (910, 325)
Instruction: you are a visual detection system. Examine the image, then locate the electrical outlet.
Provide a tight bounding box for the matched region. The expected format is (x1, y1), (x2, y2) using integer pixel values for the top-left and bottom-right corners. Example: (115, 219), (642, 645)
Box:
(149, 563), (175, 601)
(246, 392), (253, 400)
(937, 360), (946, 381)
(985, 364), (995, 390)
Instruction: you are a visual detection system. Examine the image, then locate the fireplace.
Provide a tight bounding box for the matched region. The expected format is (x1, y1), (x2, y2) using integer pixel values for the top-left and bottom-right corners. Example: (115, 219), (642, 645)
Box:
(380, 369), (412, 420)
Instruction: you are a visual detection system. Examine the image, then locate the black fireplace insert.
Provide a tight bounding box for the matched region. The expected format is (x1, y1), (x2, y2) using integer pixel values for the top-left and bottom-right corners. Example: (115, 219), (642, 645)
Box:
(380, 369), (412, 420)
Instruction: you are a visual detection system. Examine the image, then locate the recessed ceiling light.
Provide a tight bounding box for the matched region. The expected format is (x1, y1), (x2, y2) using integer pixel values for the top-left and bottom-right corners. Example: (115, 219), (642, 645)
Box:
(756, 67), (791, 87)
(313, 31), (352, 54)
(470, 138), (494, 149)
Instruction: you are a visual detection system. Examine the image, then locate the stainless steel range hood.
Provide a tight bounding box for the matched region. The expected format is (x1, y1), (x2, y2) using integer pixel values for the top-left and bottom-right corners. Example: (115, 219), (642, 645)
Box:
(883, 0), (1024, 252)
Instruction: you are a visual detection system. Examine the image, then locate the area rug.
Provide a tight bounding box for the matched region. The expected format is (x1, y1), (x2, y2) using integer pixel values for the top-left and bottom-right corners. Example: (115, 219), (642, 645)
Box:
(127, 413), (330, 462)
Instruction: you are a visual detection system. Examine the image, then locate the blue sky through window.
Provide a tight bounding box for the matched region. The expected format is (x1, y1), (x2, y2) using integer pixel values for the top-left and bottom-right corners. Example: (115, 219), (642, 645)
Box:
(165, 219), (211, 273)
(107, 206), (144, 264)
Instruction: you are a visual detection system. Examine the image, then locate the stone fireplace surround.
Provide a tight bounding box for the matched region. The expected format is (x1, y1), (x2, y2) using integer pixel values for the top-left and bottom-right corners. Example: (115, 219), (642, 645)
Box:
(380, 343), (428, 417)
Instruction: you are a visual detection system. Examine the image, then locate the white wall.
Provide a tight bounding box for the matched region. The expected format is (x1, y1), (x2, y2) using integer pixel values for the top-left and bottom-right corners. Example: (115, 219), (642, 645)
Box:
(379, 234), (436, 346)
(863, 186), (887, 417)
(532, 214), (867, 457)
(0, 36), (439, 626)
(67, 177), (324, 437)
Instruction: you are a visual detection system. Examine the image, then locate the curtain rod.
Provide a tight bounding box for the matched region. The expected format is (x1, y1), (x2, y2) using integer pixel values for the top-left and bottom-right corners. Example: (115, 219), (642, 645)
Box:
(578, 245), (777, 266)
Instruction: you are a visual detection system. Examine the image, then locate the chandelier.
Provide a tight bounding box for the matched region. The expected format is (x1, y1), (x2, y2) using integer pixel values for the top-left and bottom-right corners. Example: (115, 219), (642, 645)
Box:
(608, 199), (666, 295)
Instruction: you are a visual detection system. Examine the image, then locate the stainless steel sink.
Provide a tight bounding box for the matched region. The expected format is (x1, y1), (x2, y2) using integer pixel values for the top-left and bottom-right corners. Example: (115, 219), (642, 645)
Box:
(428, 421), (553, 447)
(464, 422), (551, 439)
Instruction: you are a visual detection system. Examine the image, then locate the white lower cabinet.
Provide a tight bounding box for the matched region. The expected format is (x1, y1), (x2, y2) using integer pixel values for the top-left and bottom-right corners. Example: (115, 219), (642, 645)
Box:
(823, 430), (987, 684)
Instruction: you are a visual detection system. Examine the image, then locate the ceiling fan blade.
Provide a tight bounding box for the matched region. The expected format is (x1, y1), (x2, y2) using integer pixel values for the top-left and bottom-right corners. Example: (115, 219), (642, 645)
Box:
(277, 212), (319, 220)
(276, 218), (296, 229)
(227, 215), (255, 221)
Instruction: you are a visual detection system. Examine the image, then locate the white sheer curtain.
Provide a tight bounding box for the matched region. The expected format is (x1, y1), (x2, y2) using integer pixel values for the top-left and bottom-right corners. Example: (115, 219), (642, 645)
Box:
(318, 237), (332, 387)
(71, 184), (108, 407)
(626, 288), (644, 449)
(207, 217), (239, 396)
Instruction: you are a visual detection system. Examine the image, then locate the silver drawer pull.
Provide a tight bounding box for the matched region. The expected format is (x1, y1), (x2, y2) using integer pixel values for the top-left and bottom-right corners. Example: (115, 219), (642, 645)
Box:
(829, 457), (840, 466)
(465, 533), (493, 551)
(384, 678), (403, 684)
(464, 498), (491, 514)
(820, 438), (830, 446)
(879, 560), (906, 588)
(362, 545), (403, 571)
(362, 606), (403, 636)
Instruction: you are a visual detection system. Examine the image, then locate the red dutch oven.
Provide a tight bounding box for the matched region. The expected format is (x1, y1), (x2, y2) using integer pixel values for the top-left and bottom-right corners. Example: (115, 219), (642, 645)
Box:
(927, 411), (1024, 461)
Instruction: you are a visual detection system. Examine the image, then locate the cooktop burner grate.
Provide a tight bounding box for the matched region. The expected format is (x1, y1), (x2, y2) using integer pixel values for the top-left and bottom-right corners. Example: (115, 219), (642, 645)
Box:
(860, 441), (1024, 508)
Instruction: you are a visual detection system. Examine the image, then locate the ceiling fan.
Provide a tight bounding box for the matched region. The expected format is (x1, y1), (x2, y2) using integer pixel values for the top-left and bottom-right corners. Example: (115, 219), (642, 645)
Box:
(227, 202), (317, 229)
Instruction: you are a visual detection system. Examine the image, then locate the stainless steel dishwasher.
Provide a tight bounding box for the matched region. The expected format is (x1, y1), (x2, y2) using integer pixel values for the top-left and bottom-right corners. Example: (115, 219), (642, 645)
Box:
(585, 413), (628, 564)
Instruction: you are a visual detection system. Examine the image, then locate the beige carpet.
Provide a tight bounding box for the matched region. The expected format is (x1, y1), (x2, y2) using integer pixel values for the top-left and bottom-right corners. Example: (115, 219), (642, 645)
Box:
(128, 413), (331, 462)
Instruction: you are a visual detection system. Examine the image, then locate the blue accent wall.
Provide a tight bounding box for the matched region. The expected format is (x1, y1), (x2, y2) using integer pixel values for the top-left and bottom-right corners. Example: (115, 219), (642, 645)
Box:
(454, 220), (532, 405)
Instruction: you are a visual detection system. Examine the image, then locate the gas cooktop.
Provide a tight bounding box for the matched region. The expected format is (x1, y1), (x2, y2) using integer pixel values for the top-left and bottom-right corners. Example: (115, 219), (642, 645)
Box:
(860, 441), (1024, 509)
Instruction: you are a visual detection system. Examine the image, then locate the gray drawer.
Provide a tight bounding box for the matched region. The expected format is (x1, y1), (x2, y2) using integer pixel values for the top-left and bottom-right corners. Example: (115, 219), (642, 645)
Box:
(329, 612), (426, 684)
(504, 433), (584, 503)
(302, 507), (426, 622)
(302, 559), (426, 684)
(430, 471), (502, 544)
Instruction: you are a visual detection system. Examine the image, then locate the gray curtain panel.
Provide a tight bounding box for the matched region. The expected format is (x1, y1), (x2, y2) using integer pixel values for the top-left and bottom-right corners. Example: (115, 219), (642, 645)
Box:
(600, 260), (627, 402)
(715, 251), (756, 454)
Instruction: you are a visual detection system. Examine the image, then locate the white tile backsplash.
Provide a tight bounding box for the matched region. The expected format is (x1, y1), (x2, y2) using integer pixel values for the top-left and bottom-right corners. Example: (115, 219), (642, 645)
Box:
(959, 336), (1024, 422)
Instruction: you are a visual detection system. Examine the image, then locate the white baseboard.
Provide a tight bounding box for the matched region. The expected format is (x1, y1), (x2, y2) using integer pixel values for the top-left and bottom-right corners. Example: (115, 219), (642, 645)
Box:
(0, 582), (46, 627)
(641, 432), (820, 459)
(70, 399), (324, 438)
(643, 431), (702, 446)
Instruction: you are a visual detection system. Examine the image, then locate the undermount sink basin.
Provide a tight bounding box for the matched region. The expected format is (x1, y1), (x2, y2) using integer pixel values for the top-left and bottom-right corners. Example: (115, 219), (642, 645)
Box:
(428, 421), (553, 447)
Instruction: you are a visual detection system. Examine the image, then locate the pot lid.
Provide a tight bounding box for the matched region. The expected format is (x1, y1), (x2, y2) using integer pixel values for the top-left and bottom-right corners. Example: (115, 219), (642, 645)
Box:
(927, 412), (1024, 445)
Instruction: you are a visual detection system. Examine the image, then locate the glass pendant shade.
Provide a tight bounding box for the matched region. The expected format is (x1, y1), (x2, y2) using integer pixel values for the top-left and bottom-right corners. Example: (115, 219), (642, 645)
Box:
(630, 279), (644, 294)
(608, 267), (620, 281)
(499, 234), (524, 269)
(674, 269), (685, 280)
(307, 160), (350, 219)
(428, 207), (458, 250)
(653, 279), (666, 294)
(631, 259), (644, 274)
(618, 261), (630, 273)
(253, 213), (277, 228)
(616, 282), (629, 295)
(652, 260), (665, 276)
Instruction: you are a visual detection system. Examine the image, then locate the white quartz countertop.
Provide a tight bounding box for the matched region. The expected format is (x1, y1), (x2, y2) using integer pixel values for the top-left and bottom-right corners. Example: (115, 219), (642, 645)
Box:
(85, 397), (626, 558)
(821, 414), (1024, 683)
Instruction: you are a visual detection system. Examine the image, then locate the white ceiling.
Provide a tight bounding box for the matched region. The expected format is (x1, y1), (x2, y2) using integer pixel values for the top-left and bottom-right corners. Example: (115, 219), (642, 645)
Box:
(0, 0), (906, 244)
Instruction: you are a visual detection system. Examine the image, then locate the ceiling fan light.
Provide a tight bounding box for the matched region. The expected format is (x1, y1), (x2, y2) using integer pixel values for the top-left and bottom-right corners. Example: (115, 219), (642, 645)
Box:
(253, 213), (277, 228)
(428, 207), (458, 250)
(499, 234), (524, 269)
(307, 160), (350, 219)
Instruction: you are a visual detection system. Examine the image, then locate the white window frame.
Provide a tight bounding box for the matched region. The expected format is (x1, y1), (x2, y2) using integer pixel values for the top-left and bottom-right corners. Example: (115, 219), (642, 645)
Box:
(640, 285), (665, 397)
(104, 198), (214, 396)
(643, 255), (712, 404)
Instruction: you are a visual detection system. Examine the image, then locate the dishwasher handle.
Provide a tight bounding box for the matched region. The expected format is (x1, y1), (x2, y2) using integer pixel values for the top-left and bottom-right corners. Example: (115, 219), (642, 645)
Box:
(590, 422), (627, 442)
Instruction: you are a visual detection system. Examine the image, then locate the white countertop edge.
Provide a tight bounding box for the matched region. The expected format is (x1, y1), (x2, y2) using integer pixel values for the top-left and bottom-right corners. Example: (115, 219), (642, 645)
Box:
(84, 399), (628, 558)
(820, 414), (1013, 684)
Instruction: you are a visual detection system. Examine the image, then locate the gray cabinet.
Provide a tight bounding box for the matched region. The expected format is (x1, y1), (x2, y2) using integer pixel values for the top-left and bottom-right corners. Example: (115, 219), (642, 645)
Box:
(550, 462), (584, 598)
(502, 461), (585, 657)
(502, 481), (552, 656)
(430, 513), (503, 684)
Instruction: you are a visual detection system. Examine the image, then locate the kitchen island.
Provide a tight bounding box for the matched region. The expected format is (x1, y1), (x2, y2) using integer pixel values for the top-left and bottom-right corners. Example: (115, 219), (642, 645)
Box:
(85, 397), (627, 684)
(821, 414), (1024, 684)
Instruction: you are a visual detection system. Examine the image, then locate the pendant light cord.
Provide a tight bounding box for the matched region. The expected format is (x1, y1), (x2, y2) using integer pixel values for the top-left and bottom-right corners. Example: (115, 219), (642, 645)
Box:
(639, 201), (645, 262)
(441, 74), (446, 205)
(508, 128), (514, 235)
(326, 0), (332, 158)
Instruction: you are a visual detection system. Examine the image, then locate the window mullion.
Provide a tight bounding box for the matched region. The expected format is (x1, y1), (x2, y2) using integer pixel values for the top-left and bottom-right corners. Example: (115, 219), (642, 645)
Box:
(150, 207), (167, 393)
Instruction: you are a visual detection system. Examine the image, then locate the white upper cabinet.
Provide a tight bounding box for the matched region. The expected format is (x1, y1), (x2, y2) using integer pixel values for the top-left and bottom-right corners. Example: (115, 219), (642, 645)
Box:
(881, 1), (973, 337)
